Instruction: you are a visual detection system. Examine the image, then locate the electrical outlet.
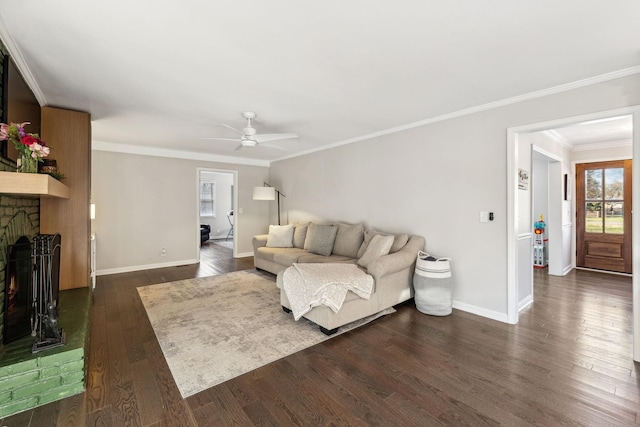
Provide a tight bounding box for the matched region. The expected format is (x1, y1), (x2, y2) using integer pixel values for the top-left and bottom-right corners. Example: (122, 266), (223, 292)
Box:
(161, 248), (167, 256)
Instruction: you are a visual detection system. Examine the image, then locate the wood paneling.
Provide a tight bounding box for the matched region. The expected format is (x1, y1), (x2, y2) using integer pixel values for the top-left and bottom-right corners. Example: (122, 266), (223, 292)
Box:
(39, 106), (91, 290)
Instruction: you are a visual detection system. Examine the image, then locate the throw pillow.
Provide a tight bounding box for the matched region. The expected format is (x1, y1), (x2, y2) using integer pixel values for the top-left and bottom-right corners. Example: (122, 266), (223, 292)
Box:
(390, 233), (409, 253)
(266, 224), (294, 248)
(357, 229), (380, 258)
(357, 234), (394, 269)
(293, 222), (309, 248)
(307, 224), (338, 256)
(357, 230), (410, 257)
(332, 222), (365, 258)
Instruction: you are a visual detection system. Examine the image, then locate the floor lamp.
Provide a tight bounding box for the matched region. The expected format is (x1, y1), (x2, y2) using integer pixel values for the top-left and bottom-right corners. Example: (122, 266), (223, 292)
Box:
(253, 182), (286, 225)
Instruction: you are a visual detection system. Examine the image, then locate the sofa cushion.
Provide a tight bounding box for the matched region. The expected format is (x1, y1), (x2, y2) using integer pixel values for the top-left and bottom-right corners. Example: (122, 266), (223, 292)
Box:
(266, 224), (294, 248)
(256, 246), (291, 262)
(357, 230), (409, 258)
(273, 248), (309, 266)
(293, 222), (309, 248)
(306, 224), (338, 256)
(357, 234), (394, 269)
(332, 222), (364, 258)
(297, 253), (355, 264)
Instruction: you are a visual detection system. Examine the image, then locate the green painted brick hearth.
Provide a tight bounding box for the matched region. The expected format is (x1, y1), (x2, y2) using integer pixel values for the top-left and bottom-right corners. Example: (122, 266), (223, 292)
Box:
(12, 377), (61, 400)
(39, 382), (85, 406)
(0, 358), (39, 377)
(0, 389), (12, 404)
(0, 397), (38, 418)
(0, 287), (91, 418)
(0, 371), (40, 390)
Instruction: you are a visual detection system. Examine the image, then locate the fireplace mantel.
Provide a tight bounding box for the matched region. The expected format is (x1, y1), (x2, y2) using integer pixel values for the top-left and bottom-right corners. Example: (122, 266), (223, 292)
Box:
(0, 171), (70, 198)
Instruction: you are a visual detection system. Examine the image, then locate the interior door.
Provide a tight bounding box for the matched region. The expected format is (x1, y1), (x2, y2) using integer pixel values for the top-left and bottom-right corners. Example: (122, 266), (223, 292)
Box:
(576, 160), (632, 273)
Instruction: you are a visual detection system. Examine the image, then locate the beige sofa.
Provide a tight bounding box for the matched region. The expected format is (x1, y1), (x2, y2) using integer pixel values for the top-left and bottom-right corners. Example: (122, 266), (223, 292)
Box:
(252, 222), (425, 334)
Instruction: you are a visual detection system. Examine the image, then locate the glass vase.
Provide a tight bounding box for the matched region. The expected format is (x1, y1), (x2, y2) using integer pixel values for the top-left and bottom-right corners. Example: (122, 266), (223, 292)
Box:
(17, 155), (38, 173)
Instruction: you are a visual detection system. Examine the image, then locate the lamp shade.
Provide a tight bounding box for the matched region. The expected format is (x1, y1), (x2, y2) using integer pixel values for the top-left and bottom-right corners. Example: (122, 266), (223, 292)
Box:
(253, 186), (276, 201)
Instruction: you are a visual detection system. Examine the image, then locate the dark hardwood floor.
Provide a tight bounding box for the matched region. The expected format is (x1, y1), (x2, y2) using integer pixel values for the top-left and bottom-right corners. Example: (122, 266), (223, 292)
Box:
(2, 241), (639, 426)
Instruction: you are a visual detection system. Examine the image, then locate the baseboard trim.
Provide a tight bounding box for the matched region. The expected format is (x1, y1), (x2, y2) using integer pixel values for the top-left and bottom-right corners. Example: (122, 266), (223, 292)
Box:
(97, 259), (199, 276)
(235, 251), (253, 258)
(518, 295), (534, 312)
(452, 300), (509, 323)
(574, 267), (632, 277)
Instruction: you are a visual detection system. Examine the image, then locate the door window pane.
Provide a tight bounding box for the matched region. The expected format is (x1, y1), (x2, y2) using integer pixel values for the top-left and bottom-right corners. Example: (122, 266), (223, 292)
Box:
(604, 202), (624, 234)
(604, 168), (623, 200)
(585, 202), (602, 233)
(585, 169), (602, 199)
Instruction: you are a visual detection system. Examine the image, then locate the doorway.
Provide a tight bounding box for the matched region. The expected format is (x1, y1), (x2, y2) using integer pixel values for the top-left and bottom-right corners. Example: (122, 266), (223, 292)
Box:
(197, 168), (238, 259)
(576, 160), (632, 273)
(532, 147), (563, 276)
(507, 106), (639, 362)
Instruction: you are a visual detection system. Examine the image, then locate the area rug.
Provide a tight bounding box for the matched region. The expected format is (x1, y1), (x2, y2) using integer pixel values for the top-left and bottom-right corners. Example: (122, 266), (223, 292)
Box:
(137, 270), (394, 398)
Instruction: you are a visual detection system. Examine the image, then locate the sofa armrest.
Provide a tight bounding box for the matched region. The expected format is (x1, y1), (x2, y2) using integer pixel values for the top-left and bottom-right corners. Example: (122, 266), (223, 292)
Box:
(366, 235), (425, 280)
(252, 234), (269, 252)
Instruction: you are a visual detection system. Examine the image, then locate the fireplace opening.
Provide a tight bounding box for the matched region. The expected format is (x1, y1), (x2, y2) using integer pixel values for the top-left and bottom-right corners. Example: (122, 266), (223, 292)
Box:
(3, 236), (33, 345)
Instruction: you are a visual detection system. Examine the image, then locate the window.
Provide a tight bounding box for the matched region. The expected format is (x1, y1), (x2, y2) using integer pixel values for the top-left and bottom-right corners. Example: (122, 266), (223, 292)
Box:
(584, 167), (624, 234)
(200, 180), (216, 217)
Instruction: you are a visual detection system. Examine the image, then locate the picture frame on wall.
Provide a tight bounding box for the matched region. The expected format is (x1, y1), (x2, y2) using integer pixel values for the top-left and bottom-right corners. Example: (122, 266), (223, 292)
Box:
(518, 169), (529, 190)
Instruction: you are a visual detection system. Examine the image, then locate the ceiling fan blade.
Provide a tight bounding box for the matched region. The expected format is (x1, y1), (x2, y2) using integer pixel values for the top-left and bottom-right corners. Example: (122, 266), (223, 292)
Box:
(221, 123), (244, 135)
(254, 133), (298, 143)
(259, 142), (289, 151)
(202, 137), (240, 142)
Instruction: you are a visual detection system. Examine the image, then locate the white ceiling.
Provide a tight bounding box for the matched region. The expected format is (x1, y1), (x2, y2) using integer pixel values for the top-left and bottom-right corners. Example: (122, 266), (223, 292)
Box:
(543, 115), (633, 150)
(1, 1), (639, 165)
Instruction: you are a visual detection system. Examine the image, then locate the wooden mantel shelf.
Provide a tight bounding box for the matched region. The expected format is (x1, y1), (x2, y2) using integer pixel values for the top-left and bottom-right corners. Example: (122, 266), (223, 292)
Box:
(0, 171), (70, 198)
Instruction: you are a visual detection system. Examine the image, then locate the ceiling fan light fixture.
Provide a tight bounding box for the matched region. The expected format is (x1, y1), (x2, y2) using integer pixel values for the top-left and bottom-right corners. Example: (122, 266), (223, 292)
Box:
(241, 137), (258, 147)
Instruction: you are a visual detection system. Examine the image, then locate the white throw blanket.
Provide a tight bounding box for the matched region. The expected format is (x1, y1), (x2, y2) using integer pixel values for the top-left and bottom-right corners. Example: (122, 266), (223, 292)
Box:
(282, 263), (374, 321)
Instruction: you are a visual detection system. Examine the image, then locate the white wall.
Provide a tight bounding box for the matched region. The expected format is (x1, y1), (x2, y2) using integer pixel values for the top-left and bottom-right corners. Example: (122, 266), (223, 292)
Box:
(92, 151), (269, 274)
(532, 157), (549, 229)
(269, 73), (640, 322)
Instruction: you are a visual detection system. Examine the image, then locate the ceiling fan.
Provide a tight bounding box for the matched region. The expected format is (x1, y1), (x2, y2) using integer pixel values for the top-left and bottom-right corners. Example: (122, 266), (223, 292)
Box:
(204, 112), (298, 150)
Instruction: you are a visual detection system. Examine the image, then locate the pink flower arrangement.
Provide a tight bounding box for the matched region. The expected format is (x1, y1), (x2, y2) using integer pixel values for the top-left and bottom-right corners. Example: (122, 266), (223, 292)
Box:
(0, 121), (50, 162)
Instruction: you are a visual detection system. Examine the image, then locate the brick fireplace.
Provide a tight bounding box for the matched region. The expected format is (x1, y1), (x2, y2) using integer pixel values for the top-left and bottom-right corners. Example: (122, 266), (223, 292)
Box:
(0, 158), (40, 343)
(0, 158), (90, 418)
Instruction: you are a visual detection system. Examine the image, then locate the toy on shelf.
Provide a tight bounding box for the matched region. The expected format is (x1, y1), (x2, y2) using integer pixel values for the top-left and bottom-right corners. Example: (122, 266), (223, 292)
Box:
(533, 214), (548, 268)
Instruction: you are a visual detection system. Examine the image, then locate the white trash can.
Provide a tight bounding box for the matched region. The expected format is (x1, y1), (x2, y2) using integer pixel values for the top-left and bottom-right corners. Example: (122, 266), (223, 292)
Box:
(413, 251), (453, 316)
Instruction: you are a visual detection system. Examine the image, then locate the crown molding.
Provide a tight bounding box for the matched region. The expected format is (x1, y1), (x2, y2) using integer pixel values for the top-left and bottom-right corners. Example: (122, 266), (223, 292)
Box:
(570, 138), (632, 152)
(92, 140), (270, 167)
(0, 15), (46, 106)
(541, 129), (574, 150)
(274, 66), (640, 163)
